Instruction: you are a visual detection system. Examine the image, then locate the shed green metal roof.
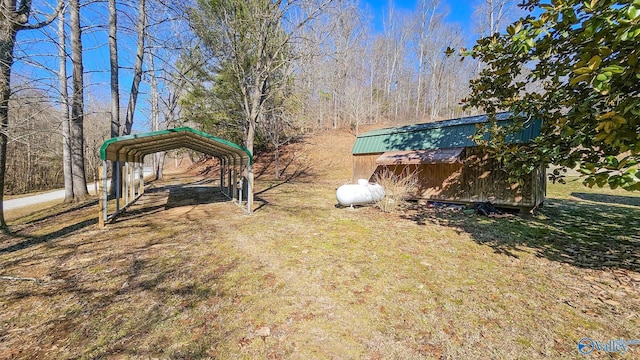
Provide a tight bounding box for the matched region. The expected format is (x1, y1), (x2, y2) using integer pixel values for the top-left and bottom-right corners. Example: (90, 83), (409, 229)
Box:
(100, 127), (253, 164)
(352, 112), (542, 155)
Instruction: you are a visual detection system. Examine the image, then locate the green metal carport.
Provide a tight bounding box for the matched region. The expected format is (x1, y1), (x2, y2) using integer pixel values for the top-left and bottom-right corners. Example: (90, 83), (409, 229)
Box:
(98, 127), (253, 227)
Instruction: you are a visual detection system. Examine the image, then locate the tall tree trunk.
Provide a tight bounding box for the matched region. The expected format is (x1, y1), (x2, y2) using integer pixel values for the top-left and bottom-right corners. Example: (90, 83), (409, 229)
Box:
(0, 3), (25, 228)
(148, 42), (164, 180)
(58, 8), (74, 202)
(109, 0), (120, 138)
(123, 0), (146, 136)
(244, 74), (264, 210)
(0, 1), (63, 226)
(0, 21), (16, 228)
(108, 0), (121, 196)
(70, 0), (89, 199)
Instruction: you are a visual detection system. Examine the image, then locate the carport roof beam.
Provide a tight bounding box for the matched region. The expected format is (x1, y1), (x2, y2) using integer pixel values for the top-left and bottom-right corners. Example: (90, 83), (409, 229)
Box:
(100, 127), (253, 164)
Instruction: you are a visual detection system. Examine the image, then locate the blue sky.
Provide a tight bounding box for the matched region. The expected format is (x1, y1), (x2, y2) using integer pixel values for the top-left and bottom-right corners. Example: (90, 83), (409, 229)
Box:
(14, 0), (489, 134)
(362, 0), (477, 35)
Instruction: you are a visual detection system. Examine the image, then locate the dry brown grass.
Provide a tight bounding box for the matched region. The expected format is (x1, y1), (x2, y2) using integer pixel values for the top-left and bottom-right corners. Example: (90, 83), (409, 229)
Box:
(4, 199), (64, 222)
(372, 167), (419, 213)
(0, 130), (639, 359)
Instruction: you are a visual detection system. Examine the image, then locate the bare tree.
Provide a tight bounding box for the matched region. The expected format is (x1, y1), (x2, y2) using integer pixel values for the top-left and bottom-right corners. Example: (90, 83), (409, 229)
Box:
(122, 0), (146, 136)
(413, 0), (439, 119)
(58, 6), (74, 202)
(473, 0), (522, 37)
(146, 0), (197, 179)
(0, 0), (63, 227)
(147, 35), (165, 179)
(69, 0), (89, 200)
(84, 98), (111, 190)
(109, 0), (120, 139)
(290, 3), (337, 130)
(6, 89), (62, 194)
(107, 0), (121, 196)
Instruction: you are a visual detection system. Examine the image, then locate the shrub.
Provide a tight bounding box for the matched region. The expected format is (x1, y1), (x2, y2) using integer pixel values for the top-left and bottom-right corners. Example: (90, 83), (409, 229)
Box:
(372, 167), (419, 213)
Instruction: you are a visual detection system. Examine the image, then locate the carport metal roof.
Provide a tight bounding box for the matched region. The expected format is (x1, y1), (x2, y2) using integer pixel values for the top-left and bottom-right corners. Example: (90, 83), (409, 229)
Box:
(97, 127), (254, 227)
(100, 127), (253, 164)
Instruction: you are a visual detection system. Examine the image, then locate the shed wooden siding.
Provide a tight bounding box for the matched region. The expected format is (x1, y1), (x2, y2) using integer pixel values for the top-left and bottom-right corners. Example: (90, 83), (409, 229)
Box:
(354, 147), (546, 209)
(353, 153), (379, 181)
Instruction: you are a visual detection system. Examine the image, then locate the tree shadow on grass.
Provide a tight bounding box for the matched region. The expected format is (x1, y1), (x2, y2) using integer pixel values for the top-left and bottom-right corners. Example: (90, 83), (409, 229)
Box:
(253, 164), (317, 213)
(1, 243), (244, 359)
(165, 185), (228, 209)
(402, 199), (640, 272)
(0, 218), (98, 254)
(112, 182), (230, 224)
(1, 179), (229, 253)
(0, 177), (250, 358)
(253, 136), (307, 180)
(571, 192), (640, 207)
(13, 199), (98, 226)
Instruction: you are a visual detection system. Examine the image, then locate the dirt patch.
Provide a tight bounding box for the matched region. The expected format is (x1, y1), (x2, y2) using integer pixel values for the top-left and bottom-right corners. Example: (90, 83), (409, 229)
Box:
(161, 153), (196, 175)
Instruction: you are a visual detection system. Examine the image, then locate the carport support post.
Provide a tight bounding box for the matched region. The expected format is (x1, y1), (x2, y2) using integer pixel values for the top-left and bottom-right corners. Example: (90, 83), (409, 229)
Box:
(248, 164), (253, 214)
(135, 162), (140, 196)
(128, 162), (135, 201)
(232, 157), (237, 200)
(132, 162), (137, 197)
(125, 162), (130, 205)
(225, 158), (229, 196)
(221, 158), (226, 196)
(239, 158), (243, 204)
(138, 162), (144, 195)
(98, 163), (105, 228)
(219, 158), (224, 195)
(228, 158), (233, 198)
(115, 161), (121, 212)
(103, 161), (108, 225)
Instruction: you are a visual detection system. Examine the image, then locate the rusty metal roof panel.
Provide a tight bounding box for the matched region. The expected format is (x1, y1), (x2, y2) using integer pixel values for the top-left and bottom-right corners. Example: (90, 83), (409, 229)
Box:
(376, 148), (464, 165)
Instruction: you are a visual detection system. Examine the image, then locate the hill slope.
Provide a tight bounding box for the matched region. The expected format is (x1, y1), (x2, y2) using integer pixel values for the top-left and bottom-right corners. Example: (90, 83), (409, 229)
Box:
(0, 130), (639, 359)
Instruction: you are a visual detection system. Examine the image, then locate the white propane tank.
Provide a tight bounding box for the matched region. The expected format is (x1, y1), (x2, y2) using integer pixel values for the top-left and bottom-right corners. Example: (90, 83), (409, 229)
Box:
(336, 179), (385, 207)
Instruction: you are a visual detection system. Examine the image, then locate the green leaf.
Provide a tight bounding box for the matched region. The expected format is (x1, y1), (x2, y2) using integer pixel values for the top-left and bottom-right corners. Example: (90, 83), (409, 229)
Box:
(526, 38), (535, 48)
(601, 65), (625, 74)
(569, 74), (591, 85)
(573, 66), (592, 74)
(462, 0), (640, 192)
(625, 168), (638, 177)
(588, 55), (602, 70)
(620, 30), (629, 41)
(605, 155), (619, 168)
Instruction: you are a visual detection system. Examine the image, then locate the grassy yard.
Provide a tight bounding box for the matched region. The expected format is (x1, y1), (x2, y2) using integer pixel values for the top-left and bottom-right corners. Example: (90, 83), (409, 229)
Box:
(0, 131), (638, 359)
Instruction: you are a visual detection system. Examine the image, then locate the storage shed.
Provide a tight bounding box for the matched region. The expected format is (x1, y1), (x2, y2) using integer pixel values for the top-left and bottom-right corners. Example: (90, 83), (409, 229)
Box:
(352, 113), (546, 211)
